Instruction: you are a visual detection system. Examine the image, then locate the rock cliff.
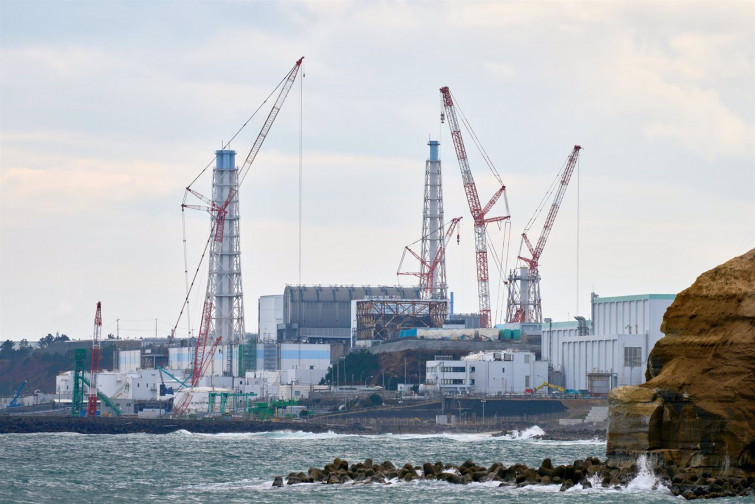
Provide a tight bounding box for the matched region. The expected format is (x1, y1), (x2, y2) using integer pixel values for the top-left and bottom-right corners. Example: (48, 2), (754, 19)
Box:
(607, 249), (754, 492)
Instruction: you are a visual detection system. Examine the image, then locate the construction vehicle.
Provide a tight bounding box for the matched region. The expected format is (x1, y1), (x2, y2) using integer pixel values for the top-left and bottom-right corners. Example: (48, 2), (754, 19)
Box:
(532, 381), (565, 395)
(157, 366), (190, 397)
(506, 146), (581, 323)
(8, 380), (27, 407)
(440, 86), (510, 328)
(87, 302), (102, 417)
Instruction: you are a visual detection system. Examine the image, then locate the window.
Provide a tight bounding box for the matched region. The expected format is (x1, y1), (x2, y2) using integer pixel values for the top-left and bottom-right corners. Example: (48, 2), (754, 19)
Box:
(525, 376), (530, 387)
(470, 379), (475, 385)
(441, 366), (466, 373)
(524, 355), (530, 364)
(441, 379), (465, 385)
(503, 353), (513, 361)
(471, 366), (476, 373)
(624, 347), (642, 367)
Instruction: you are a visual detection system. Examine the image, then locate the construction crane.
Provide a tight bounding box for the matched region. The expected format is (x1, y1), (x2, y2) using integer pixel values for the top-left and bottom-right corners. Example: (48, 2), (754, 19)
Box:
(173, 57), (304, 415)
(86, 301), (102, 417)
(8, 380), (27, 407)
(506, 145), (582, 323)
(398, 216), (462, 299)
(440, 86), (510, 328)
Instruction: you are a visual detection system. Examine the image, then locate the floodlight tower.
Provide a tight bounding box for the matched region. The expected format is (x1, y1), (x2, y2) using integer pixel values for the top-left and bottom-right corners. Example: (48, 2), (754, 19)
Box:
(211, 149), (245, 375)
(420, 140), (447, 299)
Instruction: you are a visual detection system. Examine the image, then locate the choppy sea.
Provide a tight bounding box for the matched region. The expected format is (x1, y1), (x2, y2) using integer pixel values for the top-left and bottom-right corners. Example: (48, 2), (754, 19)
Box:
(2, 426), (752, 503)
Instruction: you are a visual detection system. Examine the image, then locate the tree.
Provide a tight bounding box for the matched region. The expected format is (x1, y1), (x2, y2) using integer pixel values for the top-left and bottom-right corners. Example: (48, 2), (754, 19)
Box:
(53, 334), (69, 343)
(39, 334), (55, 348)
(17, 339), (32, 355)
(0, 339), (14, 355)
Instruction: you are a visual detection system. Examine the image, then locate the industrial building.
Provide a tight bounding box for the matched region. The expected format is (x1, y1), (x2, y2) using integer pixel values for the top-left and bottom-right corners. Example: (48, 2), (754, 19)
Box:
(425, 349), (547, 395)
(272, 285), (421, 343)
(353, 298), (449, 342)
(55, 340), (331, 413)
(542, 293), (675, 393)
(258, 294), (283, 343)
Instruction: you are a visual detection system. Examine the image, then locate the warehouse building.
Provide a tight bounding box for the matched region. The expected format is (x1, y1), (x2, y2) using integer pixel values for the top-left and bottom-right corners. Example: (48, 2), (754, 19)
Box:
(542, 293), (675, 393)
(271, 285), (421, 343)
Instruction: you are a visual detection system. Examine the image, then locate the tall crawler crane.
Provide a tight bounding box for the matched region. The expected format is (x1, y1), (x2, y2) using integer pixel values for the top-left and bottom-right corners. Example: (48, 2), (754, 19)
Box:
(506, 145), (581, 323)
(86, 301), (102, 417)
(398, 216), (462, 299)
(440, 86), (510, 328)
(173, 57), (303, 415)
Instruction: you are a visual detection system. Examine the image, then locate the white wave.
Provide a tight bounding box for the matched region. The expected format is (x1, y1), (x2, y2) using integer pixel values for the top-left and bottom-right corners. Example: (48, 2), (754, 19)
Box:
(171, 429), (355, 440)
(625, 454), (667, 493)
(384, 432), (498, 442)
(497, 425), (546, 440)
(189, 478), (271, 492)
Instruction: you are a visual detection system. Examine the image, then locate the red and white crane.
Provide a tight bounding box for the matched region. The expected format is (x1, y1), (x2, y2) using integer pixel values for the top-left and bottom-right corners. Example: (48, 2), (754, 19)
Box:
(398, 216), (462, 299)
(172, 57), (303, 415)
(440, 86), (510, 328)
(505, 145), (581, 323)
(86, 301), (102, 417)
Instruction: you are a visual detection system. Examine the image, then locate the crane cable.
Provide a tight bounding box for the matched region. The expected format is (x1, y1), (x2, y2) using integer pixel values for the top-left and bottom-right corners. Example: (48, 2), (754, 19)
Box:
(522, 150), (573, 235)
(447, 89), (510, 324)
(169, 218), (214, 350)
(176, 62), (296, 348)
(450, 89), (504, 187)
(184, 70), (292, 194)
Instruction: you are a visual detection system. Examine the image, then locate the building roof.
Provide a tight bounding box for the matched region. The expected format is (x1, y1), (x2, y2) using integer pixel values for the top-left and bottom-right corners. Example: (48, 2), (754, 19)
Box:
(592, 294), (676, 304)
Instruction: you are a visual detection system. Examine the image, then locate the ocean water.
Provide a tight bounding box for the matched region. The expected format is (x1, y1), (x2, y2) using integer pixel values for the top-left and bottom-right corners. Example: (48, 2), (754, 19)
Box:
(2, 427), (751, 503)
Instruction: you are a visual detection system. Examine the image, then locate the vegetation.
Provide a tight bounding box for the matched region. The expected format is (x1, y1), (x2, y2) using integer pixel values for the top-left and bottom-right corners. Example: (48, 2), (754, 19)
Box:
(320, 349), (381, 387)
(0, 337), (114, 396)
(37, 333), (70, 349)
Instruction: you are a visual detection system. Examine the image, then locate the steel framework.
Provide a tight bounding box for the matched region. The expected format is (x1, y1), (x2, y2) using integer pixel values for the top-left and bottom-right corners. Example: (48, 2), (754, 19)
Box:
(440, 86), (509, 328)
(398, 217), (462, 300)
(355, 299), (447, 341)
(421, 140), (446, 299)
(506, 145), (581, 323)
(174, 57), (303, 415)
(86, 301), (102, 417)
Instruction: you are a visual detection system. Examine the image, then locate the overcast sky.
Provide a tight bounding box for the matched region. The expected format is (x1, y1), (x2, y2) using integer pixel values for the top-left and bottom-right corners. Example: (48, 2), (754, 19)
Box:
(1, 1), (753, 342)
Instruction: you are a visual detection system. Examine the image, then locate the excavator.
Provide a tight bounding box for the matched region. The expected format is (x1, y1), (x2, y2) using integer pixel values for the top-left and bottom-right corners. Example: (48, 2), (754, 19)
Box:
(532, 381), (565, 395)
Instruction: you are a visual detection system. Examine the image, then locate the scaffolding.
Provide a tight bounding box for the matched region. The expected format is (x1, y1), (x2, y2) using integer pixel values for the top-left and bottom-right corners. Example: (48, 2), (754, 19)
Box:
(71, 349), (86, 416)
(356, 299), (447, 340)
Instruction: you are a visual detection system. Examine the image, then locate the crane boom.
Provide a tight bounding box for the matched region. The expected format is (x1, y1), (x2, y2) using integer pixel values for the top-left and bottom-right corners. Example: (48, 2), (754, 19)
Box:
(521, 145), (581, 268)
(440, 86), (509, 328)
(178, 57), (303, 407)
(506, 145), (581, 323)
(86, 301), (102, 417)
(398, 216), (462, 299)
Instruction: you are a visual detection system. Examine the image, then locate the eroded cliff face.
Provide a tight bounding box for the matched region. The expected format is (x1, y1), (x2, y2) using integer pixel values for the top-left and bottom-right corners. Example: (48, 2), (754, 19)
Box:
(607, 249), (755, 476)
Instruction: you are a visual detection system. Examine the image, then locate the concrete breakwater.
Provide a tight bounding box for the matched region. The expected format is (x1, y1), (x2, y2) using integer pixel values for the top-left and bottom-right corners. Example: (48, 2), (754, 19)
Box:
(0, 415), (343, 435)
(275, 455), (754, 498)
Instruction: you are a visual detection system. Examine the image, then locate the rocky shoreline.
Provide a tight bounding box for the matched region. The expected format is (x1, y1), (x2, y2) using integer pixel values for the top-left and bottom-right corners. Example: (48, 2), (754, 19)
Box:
(274, 456), (754, 499)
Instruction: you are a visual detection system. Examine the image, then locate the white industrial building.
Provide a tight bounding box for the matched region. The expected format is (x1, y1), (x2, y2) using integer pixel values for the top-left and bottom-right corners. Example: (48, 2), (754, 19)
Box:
(542, 293), (675, 393)
(258, 294), (284, 343)
(425, 350), (547, 395)
(54, 341), (332, 408)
